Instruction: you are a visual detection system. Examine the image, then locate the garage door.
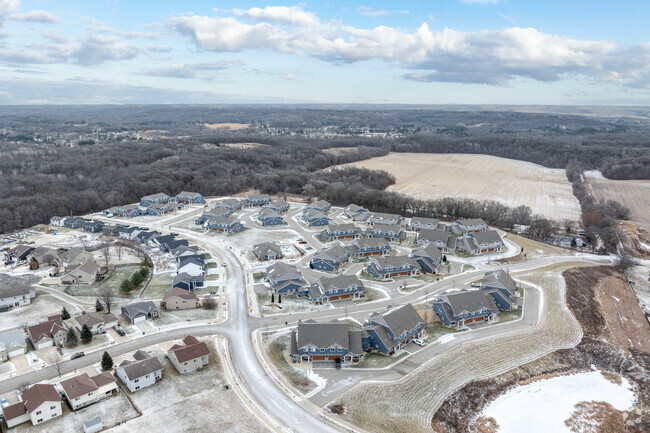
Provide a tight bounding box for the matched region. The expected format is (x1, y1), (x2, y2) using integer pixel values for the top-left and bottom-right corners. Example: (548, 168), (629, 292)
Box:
(133, 315), (146, 324)
(37, 341), (52, 350)
(9, 348), (25, 358)
(330, 296), (339, 301)
(475, 316), (484, 322)
(341, 294), (350, 299)
(312, 355), (325, 361)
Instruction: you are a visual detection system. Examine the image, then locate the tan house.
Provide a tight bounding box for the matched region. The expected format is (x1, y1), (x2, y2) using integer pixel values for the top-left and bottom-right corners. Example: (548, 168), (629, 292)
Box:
(161, 288), (200, 311)
(60, 372), (118, 411)
(168, 335), (210, 374)
(56, 247), (93, 268)
(73, 312), (119, 335)
(0, 329), (28, 362)
(1, 383), (62, 428)
(61, 261), (102, 285)
(27, 315), (67, 350)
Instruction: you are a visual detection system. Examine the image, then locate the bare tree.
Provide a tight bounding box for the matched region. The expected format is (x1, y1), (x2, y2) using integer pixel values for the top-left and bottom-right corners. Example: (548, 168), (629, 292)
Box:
(48, 352), (64, 377)
(116, 243), (123, 261)
(99, 286), (115, 314)
(100, 242), (111, 267)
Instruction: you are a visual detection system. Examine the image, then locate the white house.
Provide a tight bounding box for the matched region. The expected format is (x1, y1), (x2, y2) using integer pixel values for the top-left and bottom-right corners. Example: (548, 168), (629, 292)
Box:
(60, 372), (118, 411)
(0, 285), (35, 311)
(2, 384), (62, 428)
(116, 350), (163, 392)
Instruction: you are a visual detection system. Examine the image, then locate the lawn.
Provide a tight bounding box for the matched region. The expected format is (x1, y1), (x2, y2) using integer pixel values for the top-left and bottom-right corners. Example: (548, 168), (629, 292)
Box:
(497, 306), (523, 324)
(203, 253), (212, 259)
(65, 266), (142, 297)
(207, 262), (218, 269)
(352, 352), (408, 369)
(357, 287), (388, 303)
(425, 324), (461, 341)
(264, 333), (318, 394)
(141, 272), (174, 298)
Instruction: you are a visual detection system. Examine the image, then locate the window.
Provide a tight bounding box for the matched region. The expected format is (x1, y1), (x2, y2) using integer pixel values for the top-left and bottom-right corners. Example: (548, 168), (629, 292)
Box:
(50, 406), (56, 410)
(36, 410), (42, 415)
(52, 413), (57, 418)
(145, 374), (150, 378)
(37, 418), (43, 423)
(75, 397), (79, 401)
(320, 348), (325, 352)
(134, 379), (139, 383)
(184, 362), (187, 365)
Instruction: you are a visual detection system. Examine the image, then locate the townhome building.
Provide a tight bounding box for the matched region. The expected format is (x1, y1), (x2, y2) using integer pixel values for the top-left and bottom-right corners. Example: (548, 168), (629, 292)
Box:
(257, 208), (284, 226)
(366, 256), (420, 280)
(366, 223), (406, 242)
(416, 229), (457, 252)
(362, 304), (425, 355)
(410, 243), (443, 274)
(175, 191), (206, 204)
(310, 246), (350, 272)
(433, 290), (499, 328)
(348, 237), (391, 258)
(481, 269), (518, 310)
(263, 200), (290, 213)
(265, 262), (307, 295)
(204, 216), (243, 233)
(290, 321), (363, 363)
(105, 204), (141, 218)
(245, 193), (272, 207)
(453, 218), (488, 234)
(307, 275), (365, 304)
(304, 200), (331, 213)
(302, 209), (330, 226)
(408, 217), (440, 231)
(253, 242), (283, 261)
(467, 230), (504, 253)
(140, 193), (171, 207)
(321, 223), (360, 241)
(343, 204), (369, 219)
(366, 212), (403, 226)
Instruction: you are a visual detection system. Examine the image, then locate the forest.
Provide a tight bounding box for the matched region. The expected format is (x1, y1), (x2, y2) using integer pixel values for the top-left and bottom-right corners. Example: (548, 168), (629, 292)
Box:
(0, 105), (648, 234)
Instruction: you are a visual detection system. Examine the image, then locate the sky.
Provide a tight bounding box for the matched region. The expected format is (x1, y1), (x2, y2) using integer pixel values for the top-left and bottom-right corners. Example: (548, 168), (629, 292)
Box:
(0, 0), (648, 105)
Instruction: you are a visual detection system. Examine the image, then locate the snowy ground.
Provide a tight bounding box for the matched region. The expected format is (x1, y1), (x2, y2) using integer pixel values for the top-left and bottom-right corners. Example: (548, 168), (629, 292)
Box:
(0, 293), (80, 331)
(482, 370), (636, 433)
(224, 228), (302, 253)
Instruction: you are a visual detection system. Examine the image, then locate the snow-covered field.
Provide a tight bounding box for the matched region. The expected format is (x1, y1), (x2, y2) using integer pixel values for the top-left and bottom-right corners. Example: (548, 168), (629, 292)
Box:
(482, 371), (636, 433)
(345, 153), (581, 221)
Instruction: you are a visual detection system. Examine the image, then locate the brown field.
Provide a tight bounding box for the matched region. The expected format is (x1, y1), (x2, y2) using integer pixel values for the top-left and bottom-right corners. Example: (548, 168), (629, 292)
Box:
(345, 153), (581, 221)
(585, 170), (650, 231)
(204, 123), (250, 131)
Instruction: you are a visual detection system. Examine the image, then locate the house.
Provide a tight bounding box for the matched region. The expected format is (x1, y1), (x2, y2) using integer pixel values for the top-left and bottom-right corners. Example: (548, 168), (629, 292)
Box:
(60, 372), (118, 411)
(265, 262), (306, 295)
(27, 315), (67, 349)
(82, 221), (104, 233)
(321, 223), (360, 241)
(367, 212), (403, 226)
(290, 321), (363, 363)
(49, 216), (67, 227)
(366, 256), (420, 280)
(481, 269), (518, 310)
(257, 208), (284, 226)
(116, 350), (162, 392)
(172, 272), (204, 291)
(343, 204), (369, 219)
(204, 216), (244, 233)
(0, 285), (35, 311)
(162, 288), (200, 310)
(63, 217), (85, 229)
(363, 304), (425, 354)
(4, 245), (34, 264)
(121, 301), (159, 324)
(310, 246), (350, 272)
(148, 233), (176, 249)
(176, 191), (206, 204)
(101, 224), (120, 236)
(246, 193), (272, 207)
(0, 329), (27, 362)
(307, 275), (365, 304)
(146, 203), (174, 216)
(118, 226), (139, 240)
(135, 230), (160, 244)
(433, 291), (499, 328)
(460, 237), (480, 254)
(366, 224), (406, 242)
(28, 247), (57, 267)
(416, 229), (457, 252)
(168, 335), (210, 374)
(170, 245), (199, 258)
(73, 312), (118, 335)
(304, 200), (331, 213)
(106, 204), (141, 218)
(214, 198), (241, 211)
(55, 247), (93, 268)
(453, 218), (488, 234)
(177, 255), (207, 277)
(196, 207), (232, 224)
(467, 230), (504, 253)
(263, 200), (290, 213)
(408, 217), (440, 231)
(410, 244), (443, 274)
(348, 237), (391, 258)
(159, 239), (188, 253)
(61, 261), (102, 285)
(253, 242), (283, 261)
(302, 209), (330, 226)
(1, 383), (62, 428)
(140, 193), (171, 207)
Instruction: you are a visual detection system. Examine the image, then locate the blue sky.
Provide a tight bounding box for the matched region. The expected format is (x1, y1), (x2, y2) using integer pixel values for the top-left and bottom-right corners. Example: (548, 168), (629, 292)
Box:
(0, 0), (648, 105)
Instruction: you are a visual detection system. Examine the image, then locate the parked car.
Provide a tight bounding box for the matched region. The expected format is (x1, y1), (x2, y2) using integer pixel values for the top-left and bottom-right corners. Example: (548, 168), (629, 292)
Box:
(140, 227), (149, 230)
(470, 283), (481, 288)
(114, 326), (126, 336)
(70, 352), (85, 360)
(413, 339), (426, 347)
(298, 241), (308, 244)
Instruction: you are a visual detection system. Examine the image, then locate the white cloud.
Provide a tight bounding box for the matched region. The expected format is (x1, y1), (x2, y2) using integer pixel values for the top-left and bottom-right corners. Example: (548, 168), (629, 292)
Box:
(170, 11), (650, 88)
(0, 0), (20, 26)
(11, 10), (58, 23)
(138, 60), (247, 79)
(357, 6), (409, 18)
(281, 72), (295, 80)
(232, 6), (319, 27)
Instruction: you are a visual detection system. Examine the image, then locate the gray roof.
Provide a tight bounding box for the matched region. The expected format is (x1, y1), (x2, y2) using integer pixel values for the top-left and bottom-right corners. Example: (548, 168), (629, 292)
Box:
(352, 237), (389, 249)
(411, 243), (443, 261)
(471, 230), (503, 244)
(371, 255), (416, 269)
(118, 351), (162, 381)
(176, 191), (202, 198)
(0, 329), (27, 352)
(369, 304), (423, 339)
(0, 284), (32, 299)
(456, 218), (487, 227)
(266, 262), (302, 282)
(75, 312), (118, 328)
(296, 322), (350, 351)
(370, 223), (403, 235)
(253, 242), (282, 258)
(410, 217), (440, 227)
(370, 212), (402, 221)
(348, 330), (363, 354)
(205, 216), (238, 226)
(172, 272), (204, 286)
(217, 198), (241, 207)
(316, 274), (363, 291)
(248, 193), (271, 201)
(258, 208), (282, 220)
(314, 246), (348, 262)
(303, 209), (328, 220)
(142, 192), (170, 201)
(439, 290), (498, 316)
(344, 204), (366, 214)
(56, 247), (87, 264)
(170, 245), (198, 257)
(418, 229), (450, 244)
(306, 200), (330, 209)
(481, 270), (517, 295)
(325, 223), (356, 233)
(121, 301), (158, 320)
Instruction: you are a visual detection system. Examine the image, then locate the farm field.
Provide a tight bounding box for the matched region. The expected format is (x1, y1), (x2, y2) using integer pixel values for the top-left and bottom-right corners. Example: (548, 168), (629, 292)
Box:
(344, 153), (581, 221)
(585, 170), (650, 231)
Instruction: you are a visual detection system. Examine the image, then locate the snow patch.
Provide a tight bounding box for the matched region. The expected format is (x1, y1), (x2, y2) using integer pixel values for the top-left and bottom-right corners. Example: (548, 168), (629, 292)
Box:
(482, 371), (636, 433)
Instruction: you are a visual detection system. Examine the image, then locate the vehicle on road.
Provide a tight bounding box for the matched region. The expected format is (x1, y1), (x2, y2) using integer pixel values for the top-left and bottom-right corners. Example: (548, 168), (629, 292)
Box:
(470, 283), (480, 288)
(222, 261), (227, 266)
(413, 339), (426, 347)
(140, 227), (149, 230)
(70, 352), (85, 359)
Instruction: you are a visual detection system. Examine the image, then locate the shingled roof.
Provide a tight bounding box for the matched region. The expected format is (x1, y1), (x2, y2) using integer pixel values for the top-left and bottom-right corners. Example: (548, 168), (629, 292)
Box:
(118, 351), (162, 381)
(169, 335), (210, 363)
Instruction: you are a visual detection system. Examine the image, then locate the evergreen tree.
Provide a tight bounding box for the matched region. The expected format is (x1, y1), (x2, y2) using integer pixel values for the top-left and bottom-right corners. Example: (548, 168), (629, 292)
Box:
(101, 351), (114, 371)
(278, 293), (282, 304)
(271, 292), (275, 303)
(80, 324), (93, 344)
(61, 307), (70, 320)
(66, 328), (78, 347)
(120, 279), (133, 293)
(95, 299), (104, 312)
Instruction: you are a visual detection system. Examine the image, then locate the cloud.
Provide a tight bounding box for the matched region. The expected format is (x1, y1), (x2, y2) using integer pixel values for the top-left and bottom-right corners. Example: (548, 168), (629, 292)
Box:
(138, 59), (247, 79)
(281, 72), (295, 80)
(357, 6), (409, 17)
(0, 0), (19, 26)
(170, 12), (650, 88)
(232, 6), (318, 27)
(11, 10), (58, 23)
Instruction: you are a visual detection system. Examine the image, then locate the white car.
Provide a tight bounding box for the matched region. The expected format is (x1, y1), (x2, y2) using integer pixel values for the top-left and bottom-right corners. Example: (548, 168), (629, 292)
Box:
(470, 283), (481, 288)
(413, 339), (426, 347)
